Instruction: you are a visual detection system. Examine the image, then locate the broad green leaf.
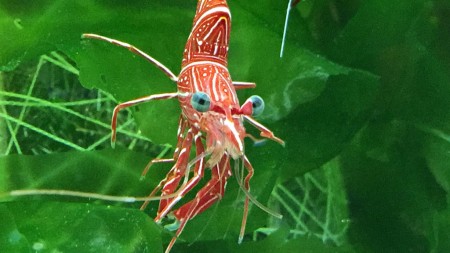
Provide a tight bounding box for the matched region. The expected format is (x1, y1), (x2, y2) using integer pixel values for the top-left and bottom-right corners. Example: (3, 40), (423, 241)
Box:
(0, 149), (165, 252)
(309, 1), (450, 252)
(429, 210), (450, 253)
(0, 148), (278, 251)
(0, 201), (163, 253)
(331, 0), (428, 67)
(0, 148), (157, 197)
(341, 121), (448, 253)
(424, 129), (450, 201)
(171, 225), (356, 253)
(271, 69), (378, 179)
(0, 204), (29, 253)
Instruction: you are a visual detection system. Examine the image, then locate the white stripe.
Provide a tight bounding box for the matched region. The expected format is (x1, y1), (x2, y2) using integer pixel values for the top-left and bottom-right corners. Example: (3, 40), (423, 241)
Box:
(192, 68), (200, 92)
(162, 195), (182, 216)
(216, 69), (236, 103)
(181, 60), (226, 73)
(179, 148), (187, 157)
(192, 195), (219, 217)
(203, 17), (227, 45)
(194, 132), (202, 140)
(224, 119), (243, 152)
(211, 73), (219, 101)
(194, 7), (231, 28)
(164, 177), (178, 189)
(180, 174), (201, 198)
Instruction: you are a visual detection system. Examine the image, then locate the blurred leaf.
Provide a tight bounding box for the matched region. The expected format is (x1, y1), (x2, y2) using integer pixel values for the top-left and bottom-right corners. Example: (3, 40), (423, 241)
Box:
(0, 204), (29, 253)
(341, 121), (448, 253)
(0, 148), (165, 252)
(0, 148), (156, 197)
(0, 148), (278, 251)
(429, 210), (450, 253)
(321, 2), (450, 251)
(172, 225), (356, 253)
(0, 201), (163, 253)
(331, 0), (428, 68)
(424, 128), (450, 200)
(272, 70), (378, 179)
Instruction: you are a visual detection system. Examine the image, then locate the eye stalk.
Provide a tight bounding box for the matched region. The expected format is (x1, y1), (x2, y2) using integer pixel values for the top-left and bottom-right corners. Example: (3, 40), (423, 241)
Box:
(241, 95), (265, 116)
(191, 92), (211, 112)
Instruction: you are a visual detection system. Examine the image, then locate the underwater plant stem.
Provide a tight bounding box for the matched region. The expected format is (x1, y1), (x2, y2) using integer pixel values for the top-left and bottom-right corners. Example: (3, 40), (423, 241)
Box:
(0, 72), (6, 155)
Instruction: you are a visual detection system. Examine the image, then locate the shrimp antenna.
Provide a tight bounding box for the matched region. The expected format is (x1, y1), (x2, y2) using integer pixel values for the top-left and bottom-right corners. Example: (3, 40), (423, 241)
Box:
(233, 159), (283, 219)
(181, 150), (211, 186)
(280, 0), (295, 58)
(4, 189), (183, 203)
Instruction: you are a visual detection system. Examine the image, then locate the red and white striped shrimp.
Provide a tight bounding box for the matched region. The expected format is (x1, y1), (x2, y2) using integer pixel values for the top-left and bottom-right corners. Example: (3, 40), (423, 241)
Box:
(83, 0), (284, 252)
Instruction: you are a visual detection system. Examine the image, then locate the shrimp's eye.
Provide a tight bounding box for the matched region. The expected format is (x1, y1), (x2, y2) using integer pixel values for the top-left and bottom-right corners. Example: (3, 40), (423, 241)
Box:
(249, 95), (265, 116)
(191, 92), (211, 112)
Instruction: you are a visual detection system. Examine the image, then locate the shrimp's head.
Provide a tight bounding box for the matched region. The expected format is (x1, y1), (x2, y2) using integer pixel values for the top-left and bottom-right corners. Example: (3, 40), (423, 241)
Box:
(188, 91), (265, 166)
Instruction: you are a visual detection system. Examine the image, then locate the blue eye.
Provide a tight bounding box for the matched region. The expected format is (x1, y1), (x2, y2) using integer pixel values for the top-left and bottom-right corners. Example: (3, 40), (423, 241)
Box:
(191, 92), (211, 112)
(249, 95), (264, 116)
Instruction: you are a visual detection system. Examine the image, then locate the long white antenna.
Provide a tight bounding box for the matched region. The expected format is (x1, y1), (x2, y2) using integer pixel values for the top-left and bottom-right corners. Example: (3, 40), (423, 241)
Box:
(233, 159), (283, 219)
(280, 0), (294, 58)
(5, 189), (183, 203)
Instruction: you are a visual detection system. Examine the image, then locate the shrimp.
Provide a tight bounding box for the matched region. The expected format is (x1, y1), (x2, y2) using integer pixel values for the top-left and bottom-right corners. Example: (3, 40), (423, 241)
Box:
(82, 1), (284, 252)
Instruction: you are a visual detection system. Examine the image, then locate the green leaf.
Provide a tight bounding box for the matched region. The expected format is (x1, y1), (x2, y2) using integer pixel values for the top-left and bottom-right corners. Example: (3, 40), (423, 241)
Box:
(331, 0), (428, 67)
(341, 121), (448, 253)
(0, 148), (165, 252)
(424, 129), (450, 201)
(429, 210), (450, 253)
(0, 201), (163, 253)
(172, 225), (355, 253)
(0, 204), (29, 253)
(0, 148), (279, 251)
(272, 69), (378, 179)
(0, 148), (156, 196)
